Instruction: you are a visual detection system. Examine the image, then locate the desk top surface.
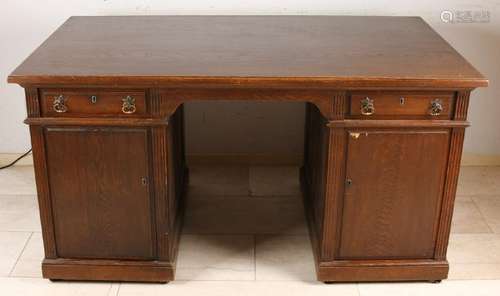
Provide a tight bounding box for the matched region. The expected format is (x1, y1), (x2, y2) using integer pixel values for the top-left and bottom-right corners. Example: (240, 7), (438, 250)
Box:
(8, 16), (487, 88)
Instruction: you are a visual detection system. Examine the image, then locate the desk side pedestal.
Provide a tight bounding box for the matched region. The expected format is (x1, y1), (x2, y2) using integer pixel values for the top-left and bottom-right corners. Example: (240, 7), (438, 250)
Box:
(302, 91), (470, 282)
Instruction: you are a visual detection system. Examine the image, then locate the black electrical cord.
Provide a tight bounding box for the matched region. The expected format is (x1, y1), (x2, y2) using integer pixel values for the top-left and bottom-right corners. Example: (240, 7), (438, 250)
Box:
(0, 149), (32, 170)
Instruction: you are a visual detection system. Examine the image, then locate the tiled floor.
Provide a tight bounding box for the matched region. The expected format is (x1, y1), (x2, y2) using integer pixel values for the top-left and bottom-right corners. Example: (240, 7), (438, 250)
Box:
(1, 165), (500, 295)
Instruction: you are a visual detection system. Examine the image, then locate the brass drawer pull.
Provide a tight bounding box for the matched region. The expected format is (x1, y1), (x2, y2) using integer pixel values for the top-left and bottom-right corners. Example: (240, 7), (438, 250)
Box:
(429, 99), (443, 116)
(53, 95), (68, 113)
(360, 97), (375, 116)
(90, 95), (98, 104)
(121, 95), (136, 114)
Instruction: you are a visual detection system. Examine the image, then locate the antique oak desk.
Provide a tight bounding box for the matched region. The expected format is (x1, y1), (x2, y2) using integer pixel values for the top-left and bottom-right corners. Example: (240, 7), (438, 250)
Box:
(8, 16), (487, 283)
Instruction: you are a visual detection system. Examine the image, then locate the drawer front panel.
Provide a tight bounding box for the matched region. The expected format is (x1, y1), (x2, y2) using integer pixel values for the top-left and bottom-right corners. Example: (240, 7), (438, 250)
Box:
(349, 92), (454, 119)
(40, 89), (147, 117)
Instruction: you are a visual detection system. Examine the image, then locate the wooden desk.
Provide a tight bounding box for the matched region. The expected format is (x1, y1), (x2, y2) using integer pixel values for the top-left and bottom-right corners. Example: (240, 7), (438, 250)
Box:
(8, 16), (487, 283)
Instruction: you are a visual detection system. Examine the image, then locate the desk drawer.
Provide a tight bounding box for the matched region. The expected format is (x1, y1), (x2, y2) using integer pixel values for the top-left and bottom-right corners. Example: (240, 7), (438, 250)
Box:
(40, 89), (147, 117)
(349, 92), (454, 119)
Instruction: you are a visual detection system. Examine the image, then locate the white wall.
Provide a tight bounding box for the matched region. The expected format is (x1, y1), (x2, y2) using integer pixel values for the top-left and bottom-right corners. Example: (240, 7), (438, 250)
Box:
(1, 0), (499, 161)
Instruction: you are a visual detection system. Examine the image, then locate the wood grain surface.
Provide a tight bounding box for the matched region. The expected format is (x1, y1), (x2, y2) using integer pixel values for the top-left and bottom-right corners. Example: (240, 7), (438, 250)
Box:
(8, 16), (487, 88)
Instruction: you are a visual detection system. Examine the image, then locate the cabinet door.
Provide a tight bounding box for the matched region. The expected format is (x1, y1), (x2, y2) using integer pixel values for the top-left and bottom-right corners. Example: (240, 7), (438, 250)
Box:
(338, 130), (450, 260)
(45, 127), (155, 260)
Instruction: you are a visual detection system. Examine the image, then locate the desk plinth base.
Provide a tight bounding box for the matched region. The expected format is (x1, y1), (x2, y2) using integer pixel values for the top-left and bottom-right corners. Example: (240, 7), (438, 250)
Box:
(316, 261), (448, 283)
(42, 259), (173, 283)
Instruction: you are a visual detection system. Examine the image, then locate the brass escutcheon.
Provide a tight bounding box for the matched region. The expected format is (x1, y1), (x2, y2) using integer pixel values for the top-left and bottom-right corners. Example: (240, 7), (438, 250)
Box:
(121, 95), (136, 114)
(429, 99), (443, 116)
(360, 97), (375, 116)
(53, 95), (67, 113)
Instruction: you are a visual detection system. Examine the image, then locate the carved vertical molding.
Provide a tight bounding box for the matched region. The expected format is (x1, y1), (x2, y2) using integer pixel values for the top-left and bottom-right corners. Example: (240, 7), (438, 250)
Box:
(146, 88), (184, 262)
(177, 104), (187, 168)
(331, 91), (347, 120)
(320, 127), (347, 260)
(435, 128), (465, 259)
(320, 92), (347, 260)
(149, 88), (161, 117)
(25, 87), (40, 117)
(302, 103), (312, 180)
(434, 90), (470, 259)
(151, 126), (170, 260)
(311, 91), (346, 120)
(29, 126), (57, 258)
(454, 91), (471, 120)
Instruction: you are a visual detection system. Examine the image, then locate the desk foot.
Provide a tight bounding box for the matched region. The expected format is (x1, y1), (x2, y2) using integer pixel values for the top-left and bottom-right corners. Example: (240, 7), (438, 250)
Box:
(49, 279), (61, 282)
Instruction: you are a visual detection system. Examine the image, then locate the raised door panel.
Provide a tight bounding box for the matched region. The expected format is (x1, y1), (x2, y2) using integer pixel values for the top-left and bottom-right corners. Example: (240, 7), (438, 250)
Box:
(45, 127), (155, 260)
(338, 129), (450, 259)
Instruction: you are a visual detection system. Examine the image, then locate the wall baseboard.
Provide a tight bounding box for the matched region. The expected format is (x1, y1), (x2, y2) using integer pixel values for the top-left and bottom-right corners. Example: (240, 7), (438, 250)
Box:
(460, 153), (500, 166)
(1, 152), (499, 167)
(0, 153), (34, 167)
(187, 153), (500, 166)
(186, 153), (303, 166)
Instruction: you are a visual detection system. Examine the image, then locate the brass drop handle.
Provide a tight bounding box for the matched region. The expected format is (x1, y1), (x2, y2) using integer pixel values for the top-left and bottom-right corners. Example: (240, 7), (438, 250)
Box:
(360, 97), (375, 116)
(429, 99), (443, 116)
(53, 95), (68, 113)
(122, 95), (136, 114)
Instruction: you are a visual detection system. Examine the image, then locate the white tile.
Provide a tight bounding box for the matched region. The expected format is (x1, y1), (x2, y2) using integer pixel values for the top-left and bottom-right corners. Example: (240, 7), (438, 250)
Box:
(358, 280), (500, 296)
(188, 166), (249, 196)
(0, 209), (41, 232)
(455, 195), (473, 202)
(249, 166), (301, 196)
(473, 196), (500, 233)
(439, 280), (500, 295)
(0, 166), (37, 195)
(0, 195), (38, 212)
(11, 232), (44, 278)
(0, 232), (31, 276)
(0, 179), (40, 233)
(108, 283), (121, 296)
(448, 234), (500, 263)
(119, 281), (359, 296)
(449, 263), (500, 280)
(176, 235), (254, 280)
(183, 196), (307, 234)
(0, 277), (112, 296)
(451, 199), (492, 233)
(359, 282), (435, 296)
(248, 281), (359, 296)
(256, 235), (315, 281)
(457, 167), (500, 196)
